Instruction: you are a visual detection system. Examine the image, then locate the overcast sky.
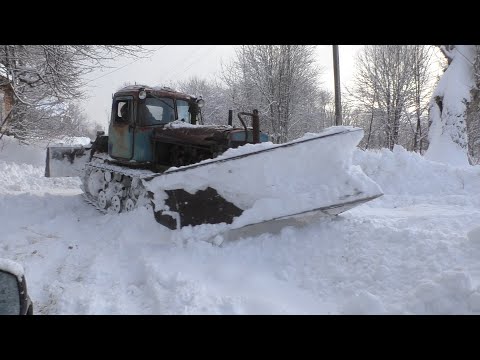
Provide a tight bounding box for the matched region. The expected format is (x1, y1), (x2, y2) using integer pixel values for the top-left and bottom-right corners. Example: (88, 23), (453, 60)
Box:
(81, 45), (362, 129)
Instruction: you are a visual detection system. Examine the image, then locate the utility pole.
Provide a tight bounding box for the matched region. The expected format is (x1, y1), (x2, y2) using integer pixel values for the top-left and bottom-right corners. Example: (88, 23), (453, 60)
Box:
(333, 45), (342, 126)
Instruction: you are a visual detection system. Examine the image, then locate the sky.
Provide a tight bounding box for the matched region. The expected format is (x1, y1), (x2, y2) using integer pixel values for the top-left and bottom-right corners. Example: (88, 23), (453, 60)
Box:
(81, 45), (363, 130)
(2, 130), (480, 314)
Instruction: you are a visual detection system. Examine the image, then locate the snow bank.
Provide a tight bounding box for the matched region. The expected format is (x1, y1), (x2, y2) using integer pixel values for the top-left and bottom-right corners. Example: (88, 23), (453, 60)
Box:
(0, 161), (81, 193)
(0, 135), (47, 167)
(2, 127), (480, 315)
(467, 226), (480, 245)
(407, 270), (479, 314)
(0, 135), (82, 192)
(341, 290), (386, 314)
(353, 144), (480, 196)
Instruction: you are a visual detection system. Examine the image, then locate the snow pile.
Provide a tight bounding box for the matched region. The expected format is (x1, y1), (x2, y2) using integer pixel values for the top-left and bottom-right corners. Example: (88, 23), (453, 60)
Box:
(164, 120), (198, 128)
(164, 121), (232, 130)
(0, 161), (81, 192)
(354, 144), (480, 196)
(467, 226), (480, 245)
(0, 135), (47, 167)
(55, 136), (92, 146)
(0, 135), (80, 192)
(341, 290), (386, 314)
(407, 270), (480, 314)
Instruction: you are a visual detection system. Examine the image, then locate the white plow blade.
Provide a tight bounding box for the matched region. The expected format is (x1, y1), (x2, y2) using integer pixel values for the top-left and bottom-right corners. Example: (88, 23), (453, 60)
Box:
(146, 126), (384, 228)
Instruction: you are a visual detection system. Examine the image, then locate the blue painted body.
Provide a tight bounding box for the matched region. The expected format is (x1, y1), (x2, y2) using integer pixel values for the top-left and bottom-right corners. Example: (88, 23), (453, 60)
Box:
(133, 127), (155, 162)
(229, 130), (269, 143)
(109, 126), (270, 163)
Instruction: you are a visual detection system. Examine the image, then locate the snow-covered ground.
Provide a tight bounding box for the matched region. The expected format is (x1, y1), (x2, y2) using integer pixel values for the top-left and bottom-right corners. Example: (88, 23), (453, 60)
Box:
(1, 134), (480, 314)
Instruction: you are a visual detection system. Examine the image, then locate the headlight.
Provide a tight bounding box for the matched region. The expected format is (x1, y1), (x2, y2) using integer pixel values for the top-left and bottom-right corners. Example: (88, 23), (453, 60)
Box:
(197, 98), (205, 108)
(139, 90), (147, 100)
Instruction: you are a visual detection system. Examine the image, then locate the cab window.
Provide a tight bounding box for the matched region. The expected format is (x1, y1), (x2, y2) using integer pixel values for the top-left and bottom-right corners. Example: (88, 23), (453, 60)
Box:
(115, 101), (130, 124)
(144, 97), (175, 124)
(177, 100), (191, 123)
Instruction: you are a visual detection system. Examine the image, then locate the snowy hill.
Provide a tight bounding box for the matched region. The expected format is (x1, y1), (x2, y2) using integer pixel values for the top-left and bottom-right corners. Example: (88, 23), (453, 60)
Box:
(1, 135), (480, 314)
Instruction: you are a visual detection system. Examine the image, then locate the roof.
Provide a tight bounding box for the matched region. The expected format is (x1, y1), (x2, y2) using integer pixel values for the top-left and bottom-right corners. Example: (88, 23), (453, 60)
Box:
(115, 85), (196, 101)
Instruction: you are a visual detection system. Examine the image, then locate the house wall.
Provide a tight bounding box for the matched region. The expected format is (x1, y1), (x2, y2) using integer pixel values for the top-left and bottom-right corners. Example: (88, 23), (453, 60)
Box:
(0, 83), (14, 121)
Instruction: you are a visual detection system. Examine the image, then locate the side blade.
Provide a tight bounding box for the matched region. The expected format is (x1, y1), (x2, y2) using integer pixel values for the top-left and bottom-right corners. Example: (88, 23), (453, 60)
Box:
(45, 146), (91, 177)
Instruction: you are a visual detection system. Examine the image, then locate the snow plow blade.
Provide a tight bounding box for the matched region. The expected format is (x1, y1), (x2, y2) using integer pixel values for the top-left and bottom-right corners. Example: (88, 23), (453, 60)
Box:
(144, 126), (384, 230)
(45, 146), (91, 177)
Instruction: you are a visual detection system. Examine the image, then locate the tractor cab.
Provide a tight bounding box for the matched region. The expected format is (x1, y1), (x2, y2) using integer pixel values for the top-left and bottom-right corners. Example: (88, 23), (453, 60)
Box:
(108, 86), (204, 164)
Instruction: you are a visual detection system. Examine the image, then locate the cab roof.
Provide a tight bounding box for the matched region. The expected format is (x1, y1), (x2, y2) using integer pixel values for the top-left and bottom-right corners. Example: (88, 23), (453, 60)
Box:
(114, 85), (196, 101)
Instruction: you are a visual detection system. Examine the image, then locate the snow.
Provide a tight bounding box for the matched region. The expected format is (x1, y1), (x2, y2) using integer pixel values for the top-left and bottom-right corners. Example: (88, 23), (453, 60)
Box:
(164, 121), (232, 130)
(55, 136), (92, 147)
(0, 258), (24, 281)
(425, 45), (475, 167)
(1, 133), (480, 314)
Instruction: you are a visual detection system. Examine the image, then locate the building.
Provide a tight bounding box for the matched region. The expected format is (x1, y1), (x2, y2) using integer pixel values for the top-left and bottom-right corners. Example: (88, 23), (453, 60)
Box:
(0, 75), (14, 123)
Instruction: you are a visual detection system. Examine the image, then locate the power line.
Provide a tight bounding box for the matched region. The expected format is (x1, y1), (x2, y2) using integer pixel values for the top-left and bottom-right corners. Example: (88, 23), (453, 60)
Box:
(82, 45), (168, 86)
(163, 45), (218, 83)
(156, 45), (204, 84)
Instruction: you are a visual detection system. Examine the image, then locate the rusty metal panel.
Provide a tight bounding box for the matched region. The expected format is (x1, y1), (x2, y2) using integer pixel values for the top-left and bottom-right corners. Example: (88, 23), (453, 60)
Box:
(109, 96), (134, 160)
(153, 126), (229, 147)
(109, 122), (133, 159)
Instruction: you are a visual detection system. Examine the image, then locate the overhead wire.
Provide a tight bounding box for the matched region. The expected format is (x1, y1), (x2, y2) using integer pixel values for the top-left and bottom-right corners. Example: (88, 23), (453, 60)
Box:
(163, 45), (218, 83)
(82, 45), (168, 86)
(156, 45), (205, 84)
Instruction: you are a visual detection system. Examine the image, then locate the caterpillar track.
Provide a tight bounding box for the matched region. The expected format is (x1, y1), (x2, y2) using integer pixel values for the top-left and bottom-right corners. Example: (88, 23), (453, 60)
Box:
(81, 161), (153, 215)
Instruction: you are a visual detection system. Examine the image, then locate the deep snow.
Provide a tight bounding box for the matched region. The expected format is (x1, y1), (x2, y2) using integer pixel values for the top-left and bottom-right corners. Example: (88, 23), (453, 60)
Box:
(1, 134), (480, 314)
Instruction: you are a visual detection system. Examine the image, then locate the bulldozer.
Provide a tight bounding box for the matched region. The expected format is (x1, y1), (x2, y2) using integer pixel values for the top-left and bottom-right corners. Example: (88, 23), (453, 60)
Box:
(45, 85), (383, 231)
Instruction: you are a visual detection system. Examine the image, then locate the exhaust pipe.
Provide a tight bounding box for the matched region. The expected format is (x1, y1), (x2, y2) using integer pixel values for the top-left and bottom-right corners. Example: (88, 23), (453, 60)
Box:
(237, 110), (261, 144)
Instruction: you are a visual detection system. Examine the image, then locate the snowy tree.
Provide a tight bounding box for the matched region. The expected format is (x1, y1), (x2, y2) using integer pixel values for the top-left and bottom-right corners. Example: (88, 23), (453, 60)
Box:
(424, 45), (477, 166)
(464, 46), (480, 164)
(349, 45), (435, 151)
(175, 77), (232, 125)
(222, 45), (327, 143)
(0, 45), (146, 142)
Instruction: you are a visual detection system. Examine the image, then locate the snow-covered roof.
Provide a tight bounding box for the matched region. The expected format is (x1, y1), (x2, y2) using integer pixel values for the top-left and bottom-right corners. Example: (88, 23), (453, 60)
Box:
(117, 85), (180, 93)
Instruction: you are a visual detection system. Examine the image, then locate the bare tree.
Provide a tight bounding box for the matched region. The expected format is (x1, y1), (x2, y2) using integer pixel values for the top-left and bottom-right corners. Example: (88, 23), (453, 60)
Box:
(348, 45), (434, 151)
(222, 45), (327, 143)
(175, 76), (231, 125)
(0, 45), (147, 142)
